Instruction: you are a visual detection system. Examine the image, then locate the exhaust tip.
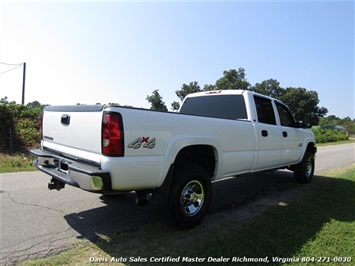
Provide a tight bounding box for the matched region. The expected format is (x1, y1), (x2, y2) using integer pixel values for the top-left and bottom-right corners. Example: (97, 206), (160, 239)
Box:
(135, 191), (149, 207)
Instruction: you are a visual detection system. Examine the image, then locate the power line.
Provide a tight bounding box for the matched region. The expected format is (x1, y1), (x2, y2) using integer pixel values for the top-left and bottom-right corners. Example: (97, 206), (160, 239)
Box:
(0, 61), (23, 66)
(0, 62), (24, 75)
(0, 62), (26, 104)
(0, 64), (23, 75)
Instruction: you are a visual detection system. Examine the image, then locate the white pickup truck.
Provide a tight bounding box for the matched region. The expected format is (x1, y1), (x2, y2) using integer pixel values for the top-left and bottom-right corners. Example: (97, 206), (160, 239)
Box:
(31, 90), (316, 228)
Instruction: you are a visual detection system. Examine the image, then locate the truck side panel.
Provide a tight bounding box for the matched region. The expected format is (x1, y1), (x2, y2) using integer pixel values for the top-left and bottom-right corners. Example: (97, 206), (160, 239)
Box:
(104, 106), (256, 190)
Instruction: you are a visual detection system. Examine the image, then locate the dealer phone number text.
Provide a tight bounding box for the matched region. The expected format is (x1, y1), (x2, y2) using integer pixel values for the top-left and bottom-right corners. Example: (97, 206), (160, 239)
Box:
(301, 257), (352, 263)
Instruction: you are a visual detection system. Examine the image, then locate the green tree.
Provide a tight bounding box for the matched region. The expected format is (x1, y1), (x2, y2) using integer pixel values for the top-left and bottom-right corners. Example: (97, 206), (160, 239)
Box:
(203, 84), (217, 91)
(146, 90), (168, 111)
(341, 117), (355, 133)
(215, 68), (250, 90)
(319, 116), (355, 133)
(171, 101), (180, 111)
(280, 87), (328, 125)
(250, 79), (285, 98)
(319, 115), (339, 127)
(175, 81), (202, 101)
(27, 101), (41, 108)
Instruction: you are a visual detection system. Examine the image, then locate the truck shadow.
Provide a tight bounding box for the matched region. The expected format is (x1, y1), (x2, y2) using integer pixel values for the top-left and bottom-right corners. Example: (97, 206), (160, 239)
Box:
(63, 171), (296, 241)
(64, 192), (162, 242)
(64, 172), (355, 263)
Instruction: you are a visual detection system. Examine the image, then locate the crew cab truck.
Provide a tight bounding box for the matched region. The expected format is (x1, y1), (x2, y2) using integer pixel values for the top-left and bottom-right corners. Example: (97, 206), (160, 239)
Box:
(31, 90), (317, 228)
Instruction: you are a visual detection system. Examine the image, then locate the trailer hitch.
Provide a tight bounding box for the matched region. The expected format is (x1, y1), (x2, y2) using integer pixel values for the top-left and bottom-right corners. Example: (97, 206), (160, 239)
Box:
(48, 178), (65, 191)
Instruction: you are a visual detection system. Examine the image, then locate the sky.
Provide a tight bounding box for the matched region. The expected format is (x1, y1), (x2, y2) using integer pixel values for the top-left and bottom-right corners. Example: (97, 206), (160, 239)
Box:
(0, 0), (354, 119)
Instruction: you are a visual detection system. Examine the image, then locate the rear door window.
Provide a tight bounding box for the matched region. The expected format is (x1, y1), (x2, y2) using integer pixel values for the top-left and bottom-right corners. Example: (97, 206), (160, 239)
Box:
(254, 96), (276, 125)
(180, 95), (248, 120)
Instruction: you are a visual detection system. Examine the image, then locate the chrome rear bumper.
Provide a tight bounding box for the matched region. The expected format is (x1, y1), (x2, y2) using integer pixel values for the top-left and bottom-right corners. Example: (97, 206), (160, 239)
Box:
(31, 149), (112, 192)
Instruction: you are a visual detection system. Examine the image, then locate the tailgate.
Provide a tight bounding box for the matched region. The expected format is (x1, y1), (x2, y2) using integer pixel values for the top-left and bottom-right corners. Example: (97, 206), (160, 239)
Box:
(42, 105), (104, 162)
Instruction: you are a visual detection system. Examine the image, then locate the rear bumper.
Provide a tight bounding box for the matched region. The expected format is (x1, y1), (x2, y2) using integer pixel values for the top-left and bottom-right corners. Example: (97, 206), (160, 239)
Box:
(31, 149), (112, 192)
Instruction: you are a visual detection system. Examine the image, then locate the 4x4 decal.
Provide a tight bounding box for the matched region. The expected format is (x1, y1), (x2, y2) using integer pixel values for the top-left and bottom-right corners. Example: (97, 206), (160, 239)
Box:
(127, 137), (156, 149)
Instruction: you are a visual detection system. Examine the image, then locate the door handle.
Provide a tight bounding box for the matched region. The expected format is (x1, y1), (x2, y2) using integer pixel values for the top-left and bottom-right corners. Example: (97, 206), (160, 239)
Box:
(283, 131), (288, 137)
(261, 130), (268, 137)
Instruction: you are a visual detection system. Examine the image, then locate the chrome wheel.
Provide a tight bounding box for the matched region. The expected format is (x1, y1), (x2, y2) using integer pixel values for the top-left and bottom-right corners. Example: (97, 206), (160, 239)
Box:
(294, 151), (315, 184)
(161, 164), (212, 229)
(305, 157), (313, 177)
(180, 180), (205, 217)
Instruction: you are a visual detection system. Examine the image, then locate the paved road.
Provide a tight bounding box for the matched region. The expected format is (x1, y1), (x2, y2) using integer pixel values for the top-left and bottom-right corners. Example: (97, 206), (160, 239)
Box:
(314, 143), (355, 173)
(1, 143), (354, 265)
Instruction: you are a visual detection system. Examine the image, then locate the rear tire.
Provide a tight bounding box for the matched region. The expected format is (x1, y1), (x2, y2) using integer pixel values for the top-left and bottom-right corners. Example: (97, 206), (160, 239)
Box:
(162, 164), (212, 229)
(294, 151), (315, 184)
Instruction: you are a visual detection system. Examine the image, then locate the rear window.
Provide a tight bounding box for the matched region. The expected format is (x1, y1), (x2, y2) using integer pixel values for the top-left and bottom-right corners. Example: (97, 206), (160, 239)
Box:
(179, 95), (248, 120)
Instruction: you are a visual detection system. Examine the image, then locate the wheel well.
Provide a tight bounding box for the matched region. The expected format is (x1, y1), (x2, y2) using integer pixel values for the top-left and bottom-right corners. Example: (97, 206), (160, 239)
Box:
(174, 145), (216, 178)
(306, 142), (317, 154)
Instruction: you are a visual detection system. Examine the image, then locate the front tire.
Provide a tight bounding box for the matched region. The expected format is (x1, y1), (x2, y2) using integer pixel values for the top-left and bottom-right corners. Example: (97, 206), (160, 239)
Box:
(165, 164), (212, 229)
(294, 151), (315, 184)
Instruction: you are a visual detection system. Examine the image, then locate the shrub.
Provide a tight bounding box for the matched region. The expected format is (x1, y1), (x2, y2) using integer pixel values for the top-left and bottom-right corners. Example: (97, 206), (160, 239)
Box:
(0, 97), (44, 152)
(312, 127), (348, 143)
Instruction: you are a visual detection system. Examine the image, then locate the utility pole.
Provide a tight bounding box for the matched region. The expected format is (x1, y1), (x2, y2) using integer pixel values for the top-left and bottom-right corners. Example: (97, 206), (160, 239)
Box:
(21, 62), (26, 105)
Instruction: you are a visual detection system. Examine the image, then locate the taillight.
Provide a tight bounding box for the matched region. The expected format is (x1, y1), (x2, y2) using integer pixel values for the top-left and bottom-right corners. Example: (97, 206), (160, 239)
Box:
(102, 112), (124, 156)
(206, 90), (221, 94)
(40, 112), (43, 139)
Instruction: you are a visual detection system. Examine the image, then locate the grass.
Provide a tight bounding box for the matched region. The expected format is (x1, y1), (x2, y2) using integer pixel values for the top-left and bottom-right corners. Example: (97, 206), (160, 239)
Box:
(19, 165), (355, 266)
(315, 138), (355, 146)
(0, 153), (37, 173)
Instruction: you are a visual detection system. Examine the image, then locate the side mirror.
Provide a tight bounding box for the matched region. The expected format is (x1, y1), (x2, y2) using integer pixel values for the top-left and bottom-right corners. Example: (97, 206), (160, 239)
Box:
(299, 115), (311, 128)
(297, 121), (310, 129)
